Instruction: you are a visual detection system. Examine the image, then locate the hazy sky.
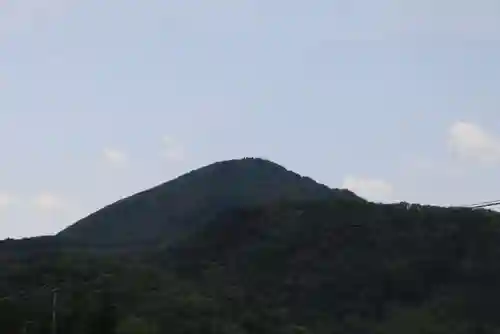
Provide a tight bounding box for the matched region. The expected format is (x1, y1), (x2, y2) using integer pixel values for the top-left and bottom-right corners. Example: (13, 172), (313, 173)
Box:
(1, 0), (500, 238)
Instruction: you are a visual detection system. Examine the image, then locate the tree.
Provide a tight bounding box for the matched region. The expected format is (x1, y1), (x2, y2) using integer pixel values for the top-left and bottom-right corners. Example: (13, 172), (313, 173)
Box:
(116, 316), (158, 334)
(0, 297), (23, 333)
(89, 285), (118, 334)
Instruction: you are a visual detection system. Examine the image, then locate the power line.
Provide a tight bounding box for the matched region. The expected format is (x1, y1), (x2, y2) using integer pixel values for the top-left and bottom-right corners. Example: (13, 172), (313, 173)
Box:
(466, 200), (500, 209)
(465, 199), (500, 207)
(474, 202), (500, 208)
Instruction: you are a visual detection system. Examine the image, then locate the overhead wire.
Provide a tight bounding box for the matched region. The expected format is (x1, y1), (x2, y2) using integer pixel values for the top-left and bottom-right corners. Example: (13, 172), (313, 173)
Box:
(466, 200), (500, 209)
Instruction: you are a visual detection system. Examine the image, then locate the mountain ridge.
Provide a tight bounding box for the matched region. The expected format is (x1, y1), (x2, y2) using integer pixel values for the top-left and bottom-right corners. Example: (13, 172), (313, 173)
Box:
(57, 157), (362, 246)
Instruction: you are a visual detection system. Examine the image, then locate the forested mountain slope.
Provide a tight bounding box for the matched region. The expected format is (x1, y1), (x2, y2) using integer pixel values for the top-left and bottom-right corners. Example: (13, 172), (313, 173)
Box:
(3, 197), (500, 333)
(58, 158), (360, 246)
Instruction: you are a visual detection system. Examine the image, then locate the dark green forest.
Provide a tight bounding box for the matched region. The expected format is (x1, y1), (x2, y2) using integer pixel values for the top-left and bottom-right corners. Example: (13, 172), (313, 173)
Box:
(2, 158), (500, 333)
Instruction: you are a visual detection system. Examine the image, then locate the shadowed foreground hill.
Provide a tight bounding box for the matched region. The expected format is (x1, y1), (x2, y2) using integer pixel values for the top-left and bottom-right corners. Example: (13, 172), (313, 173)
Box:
(3, 199), (500, 333)
(58, 158), (361, 246)
(140, 201), (500, 333)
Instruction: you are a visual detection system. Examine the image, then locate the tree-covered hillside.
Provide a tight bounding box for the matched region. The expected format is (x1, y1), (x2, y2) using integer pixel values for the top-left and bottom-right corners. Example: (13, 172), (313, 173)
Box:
(58, 158), (360, 246)
(3, 198), (500, 333)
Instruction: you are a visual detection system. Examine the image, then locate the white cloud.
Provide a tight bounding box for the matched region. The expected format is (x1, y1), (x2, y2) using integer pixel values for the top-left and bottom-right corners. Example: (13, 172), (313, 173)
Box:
(448, 121), (500, 165)
(162, 136), (186, 161)
(342, 176), (395, 203)
(33, 193), (65, 212)
(0, 193), (16, 210)
(103, 148), (128, 166)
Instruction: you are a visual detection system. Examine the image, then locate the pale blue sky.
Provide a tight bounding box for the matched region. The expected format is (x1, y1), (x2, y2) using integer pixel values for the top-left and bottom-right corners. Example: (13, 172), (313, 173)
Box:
(1, 0), (500, 238)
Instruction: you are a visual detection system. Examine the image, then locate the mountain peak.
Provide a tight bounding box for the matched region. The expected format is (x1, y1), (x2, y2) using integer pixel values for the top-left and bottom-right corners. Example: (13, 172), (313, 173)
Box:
(58, 158), (361, 246)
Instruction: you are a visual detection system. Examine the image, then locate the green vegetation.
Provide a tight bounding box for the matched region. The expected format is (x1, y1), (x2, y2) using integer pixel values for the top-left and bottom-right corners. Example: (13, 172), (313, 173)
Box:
(58, 158), (360, 246)
(2, 158), (500, 333)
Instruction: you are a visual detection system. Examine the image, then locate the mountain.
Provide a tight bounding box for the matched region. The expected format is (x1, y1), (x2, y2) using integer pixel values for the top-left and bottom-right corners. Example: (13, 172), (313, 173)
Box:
(7, 157), (500, 332)
(58, 158), (361, 246)
(156, 201), (500, 333)
(4, 197), (500, 333)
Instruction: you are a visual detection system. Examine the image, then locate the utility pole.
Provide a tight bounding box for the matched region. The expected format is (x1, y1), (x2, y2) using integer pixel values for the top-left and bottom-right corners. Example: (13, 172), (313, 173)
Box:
(51, 288), (59, 334)
(22, 320), (33, 334)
